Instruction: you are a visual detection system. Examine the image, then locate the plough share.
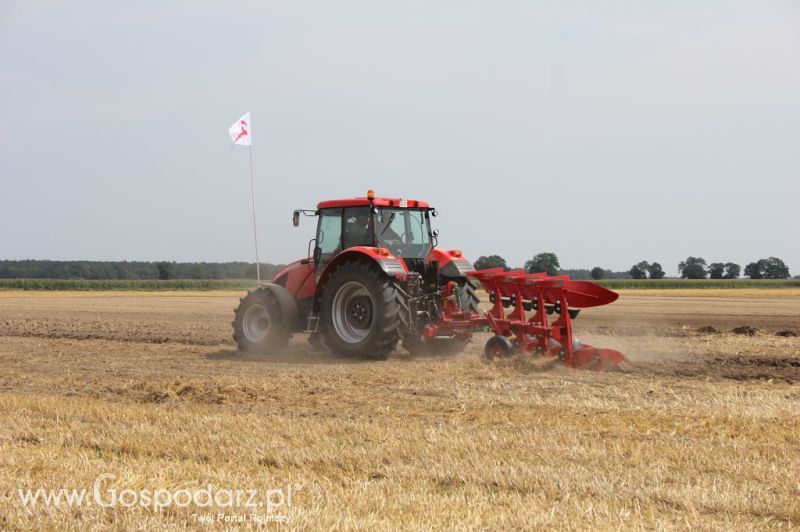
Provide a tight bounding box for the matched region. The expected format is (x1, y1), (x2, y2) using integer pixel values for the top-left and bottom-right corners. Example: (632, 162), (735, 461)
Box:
(421, 268), (626, 371)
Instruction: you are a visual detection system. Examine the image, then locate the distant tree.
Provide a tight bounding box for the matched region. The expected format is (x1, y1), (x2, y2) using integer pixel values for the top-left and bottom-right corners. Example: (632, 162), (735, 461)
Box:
(723, 263), (740, 279)
(648, 262), (665, 279)
(244, 263), (259, 279)
(744, 261), (763, 279)
(556, 269), (592, 280)
(708, 263), (725, 279)
(678, 257), (707, 279)
(590, 267), (605, 280)
(763, 257), (790, 279)
(473, 255), (508, 271)
(156, 261), (175, 280)
(629, 261), (650, 280)
(525, 253), (560, 276)
(191, 263), (209, 279)
(743, 258), (789, 279)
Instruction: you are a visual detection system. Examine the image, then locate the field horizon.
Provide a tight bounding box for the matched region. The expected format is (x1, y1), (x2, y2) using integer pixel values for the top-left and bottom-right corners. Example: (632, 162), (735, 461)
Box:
(1, 277), (799, 292)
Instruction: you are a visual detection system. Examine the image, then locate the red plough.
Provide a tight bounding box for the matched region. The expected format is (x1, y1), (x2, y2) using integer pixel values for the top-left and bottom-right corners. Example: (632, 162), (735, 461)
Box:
(423, 268), (626, 371)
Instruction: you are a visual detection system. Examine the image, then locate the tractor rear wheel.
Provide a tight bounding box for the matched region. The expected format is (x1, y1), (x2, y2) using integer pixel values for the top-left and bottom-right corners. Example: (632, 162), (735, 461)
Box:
(232, 287), (292, 352)
(319, 260), (400, 359)
(456, 278), (481, 314)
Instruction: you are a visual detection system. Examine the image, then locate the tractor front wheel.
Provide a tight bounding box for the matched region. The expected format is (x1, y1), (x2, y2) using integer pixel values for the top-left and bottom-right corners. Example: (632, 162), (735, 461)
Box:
(319, 261), (400, 359)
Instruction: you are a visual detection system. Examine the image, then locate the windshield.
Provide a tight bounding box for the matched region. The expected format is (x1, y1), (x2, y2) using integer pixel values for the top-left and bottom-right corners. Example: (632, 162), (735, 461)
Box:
(374, 208), (432, 258)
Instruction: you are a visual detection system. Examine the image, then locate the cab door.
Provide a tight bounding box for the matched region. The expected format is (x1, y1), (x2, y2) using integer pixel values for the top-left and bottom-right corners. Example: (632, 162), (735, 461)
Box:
(342, 206), (375, 249)
(314, 208), (343, 278)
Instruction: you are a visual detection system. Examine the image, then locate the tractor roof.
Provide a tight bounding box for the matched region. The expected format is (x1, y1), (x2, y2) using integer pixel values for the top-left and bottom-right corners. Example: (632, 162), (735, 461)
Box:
(317, 197), (431, 209)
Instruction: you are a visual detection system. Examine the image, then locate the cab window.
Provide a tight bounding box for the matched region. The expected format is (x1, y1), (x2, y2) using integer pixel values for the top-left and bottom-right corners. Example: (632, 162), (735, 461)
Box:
(375, 208), (432, 258)
(317, 209), (342, 257)
(343, 206), (374, 248)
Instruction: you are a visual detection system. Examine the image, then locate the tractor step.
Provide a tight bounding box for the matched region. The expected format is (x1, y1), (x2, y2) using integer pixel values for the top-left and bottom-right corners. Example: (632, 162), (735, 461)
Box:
(304, 315), (319, 333)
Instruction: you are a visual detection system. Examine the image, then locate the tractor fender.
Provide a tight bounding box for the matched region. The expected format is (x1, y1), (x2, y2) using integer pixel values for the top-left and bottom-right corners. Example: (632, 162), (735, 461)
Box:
(314, 247), (407, 299)
(251, 283), (300, 331)
(429, 248), (476, 278)
(272, 258), (316, 300)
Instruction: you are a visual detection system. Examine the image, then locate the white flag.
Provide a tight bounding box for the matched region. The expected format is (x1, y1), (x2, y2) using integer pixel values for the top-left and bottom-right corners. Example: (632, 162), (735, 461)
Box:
(228, 112), (251, 146)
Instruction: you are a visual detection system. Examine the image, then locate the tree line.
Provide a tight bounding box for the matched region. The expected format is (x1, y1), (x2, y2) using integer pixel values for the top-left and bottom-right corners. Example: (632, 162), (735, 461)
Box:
(2, 255), (792, 281)
(473, 253), (630, 280)
(0, 260), (282, 280)
(673, 256), (790, 279)
(624, 256), (790, 279)
(474, 253), (792, 280)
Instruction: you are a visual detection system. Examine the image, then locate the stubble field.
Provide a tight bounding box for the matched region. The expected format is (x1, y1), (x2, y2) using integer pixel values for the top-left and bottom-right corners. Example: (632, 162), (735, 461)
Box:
(0, 289), (798, 529)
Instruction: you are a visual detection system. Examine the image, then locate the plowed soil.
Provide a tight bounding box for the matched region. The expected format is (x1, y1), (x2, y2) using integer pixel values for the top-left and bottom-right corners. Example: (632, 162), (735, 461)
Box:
(1, 290), (797, 386)
(1, 290), (798, 529)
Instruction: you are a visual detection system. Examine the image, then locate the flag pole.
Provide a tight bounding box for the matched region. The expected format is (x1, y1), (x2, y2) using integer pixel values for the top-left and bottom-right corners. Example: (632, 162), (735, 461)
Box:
(248, 144), (261, 285)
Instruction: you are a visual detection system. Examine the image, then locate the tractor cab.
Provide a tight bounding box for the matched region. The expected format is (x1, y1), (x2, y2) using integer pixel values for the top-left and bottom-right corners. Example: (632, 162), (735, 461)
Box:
(289, 191), (450, 288)
(286, 191), (473, 294)
(307, 191), (435, 268)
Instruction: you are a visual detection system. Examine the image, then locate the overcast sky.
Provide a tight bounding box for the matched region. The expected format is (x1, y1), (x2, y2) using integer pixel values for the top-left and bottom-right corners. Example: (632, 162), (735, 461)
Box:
(1, 1), (798, 275)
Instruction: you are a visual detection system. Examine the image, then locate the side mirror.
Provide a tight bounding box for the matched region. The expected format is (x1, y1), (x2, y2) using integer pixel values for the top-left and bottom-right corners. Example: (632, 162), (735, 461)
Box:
(292, 210), (300, 227)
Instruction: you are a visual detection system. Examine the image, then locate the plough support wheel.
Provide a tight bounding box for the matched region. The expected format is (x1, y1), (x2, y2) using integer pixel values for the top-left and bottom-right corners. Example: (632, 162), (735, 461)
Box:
(484, 335), (515, 360)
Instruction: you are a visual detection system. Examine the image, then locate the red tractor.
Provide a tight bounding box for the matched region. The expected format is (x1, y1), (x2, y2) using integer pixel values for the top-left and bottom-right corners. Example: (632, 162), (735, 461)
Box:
(232, 191), (625, 369)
